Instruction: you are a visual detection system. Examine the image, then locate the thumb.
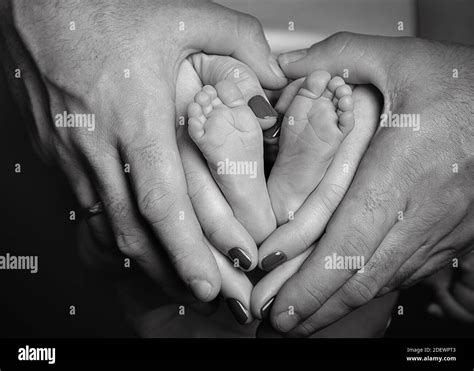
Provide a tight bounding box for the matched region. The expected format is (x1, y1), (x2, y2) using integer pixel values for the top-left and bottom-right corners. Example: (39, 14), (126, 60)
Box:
(187, 2), (287, 89)
(278, 32), (408, 94)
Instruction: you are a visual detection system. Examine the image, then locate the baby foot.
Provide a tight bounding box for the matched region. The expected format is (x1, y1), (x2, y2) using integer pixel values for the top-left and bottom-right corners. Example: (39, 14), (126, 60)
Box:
(268, 70), (354, 225)
(187, 81), (276, 244)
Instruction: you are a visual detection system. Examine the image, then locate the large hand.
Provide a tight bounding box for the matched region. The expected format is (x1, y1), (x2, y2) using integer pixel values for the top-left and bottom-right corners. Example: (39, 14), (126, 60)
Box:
(266, 33), (474, 336)
(0, 0), (286, 302)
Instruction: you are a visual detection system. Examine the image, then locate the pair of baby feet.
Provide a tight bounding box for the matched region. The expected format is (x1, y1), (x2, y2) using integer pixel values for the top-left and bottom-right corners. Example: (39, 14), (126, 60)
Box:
(187, 70), (354, 258)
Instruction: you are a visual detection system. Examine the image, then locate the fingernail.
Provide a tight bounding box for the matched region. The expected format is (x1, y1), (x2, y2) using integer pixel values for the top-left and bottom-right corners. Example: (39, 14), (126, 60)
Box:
(248, 95), (277, 119)
(269, 56), (286, 79)
(261, 251), (287, 271)
(261, 296), (275, 319)
(274, 310), (300, 333)
(190, 279), (213, 302)
(278, 49), (308, 66)
(263, 114), (283, 142)
(228, 247), (252, 270)
(226, 298), (249, 325)
(427, 303), (444, 318)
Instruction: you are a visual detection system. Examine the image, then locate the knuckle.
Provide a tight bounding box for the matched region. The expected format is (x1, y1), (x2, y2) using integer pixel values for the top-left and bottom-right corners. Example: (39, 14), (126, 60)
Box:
(298, 277), (327, 310)
(337, 228), (371, 258)
(207, 222), (227, 244)
(115, 230), (148, 260)
(318, 184), (346, 218)
(341, 274), (378, 308)
(137, 181), (178, 223)
(105, 197), (131, 220)
(185, 170), (208, 202)
(168, 247), (196, 271)
(320, 31), (354, 51)
(239, 13), (264, 39)
(332, 31), (354, 41)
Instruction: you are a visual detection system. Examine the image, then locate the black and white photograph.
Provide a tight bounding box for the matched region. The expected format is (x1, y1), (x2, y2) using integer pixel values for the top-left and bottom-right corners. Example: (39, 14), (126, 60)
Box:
(0, 0), (473, 367)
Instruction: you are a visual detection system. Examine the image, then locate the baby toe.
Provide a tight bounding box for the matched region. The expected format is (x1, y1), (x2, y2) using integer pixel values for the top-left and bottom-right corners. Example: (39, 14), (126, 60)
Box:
(338, 110), (355, 134)
(335, 84), (352, 99)
(203, 85), (223, 107)
(327, 76), (345, 94)
(187, 102), (206, 140)
(202, 85), (217, 100)
(188, 117), (205, 140)
(187, 102), (204, 121)
(195, 91), (211, 106)
(302, 70), (331, 98)
(338, 95), (354, 112)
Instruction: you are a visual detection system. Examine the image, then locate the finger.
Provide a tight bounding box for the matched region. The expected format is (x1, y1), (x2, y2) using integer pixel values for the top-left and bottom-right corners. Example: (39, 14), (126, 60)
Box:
(282, 216), (432, 337)
(59, 155), (121, 271)
(451, 281), (474, 313)
(274, 78), (305, 114)
(190, 53), (278, 129)
(78, 217), (214, 315)
(383, 216), (474, 292)
(208, 244), (254, 325)
(89, 151), (195, 303)
(120, 99), (221, 302)
(251, 249), (312, 320)
(77, 218), (124, 274)
(177, 125), (258, 271)
(59, 156), (116, 247)
(177, 126), (255, 321)
(253, 244), (399, 338)
(187, 2), (287, 89)
(278, 33), (409, 92)
(435, 286), (474, 323)
(259, 85), (382, 269)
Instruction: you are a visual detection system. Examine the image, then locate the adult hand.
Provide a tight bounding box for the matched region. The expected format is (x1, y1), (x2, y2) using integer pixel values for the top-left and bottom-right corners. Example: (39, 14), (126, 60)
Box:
(77, 53), (270, 324)
(266, 33), (474, 336)
(425, 250), (474, 323)
(1, 0), (286, 302)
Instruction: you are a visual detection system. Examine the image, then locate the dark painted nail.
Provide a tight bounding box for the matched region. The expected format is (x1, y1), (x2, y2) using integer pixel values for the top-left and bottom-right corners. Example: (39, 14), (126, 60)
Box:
(228, 247), (252, 270)
(263, 113), (283, 142)
(226, 298), (249, 325)
(261, 251), (287, 271)
(248, 95), (277, 119)
(261, 297), (275, 319)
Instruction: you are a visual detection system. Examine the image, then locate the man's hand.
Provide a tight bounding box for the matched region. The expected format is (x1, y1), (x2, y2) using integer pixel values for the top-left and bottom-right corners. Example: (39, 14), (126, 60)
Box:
(267, 33), (474, 336)
(0, 0), (286, 302)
